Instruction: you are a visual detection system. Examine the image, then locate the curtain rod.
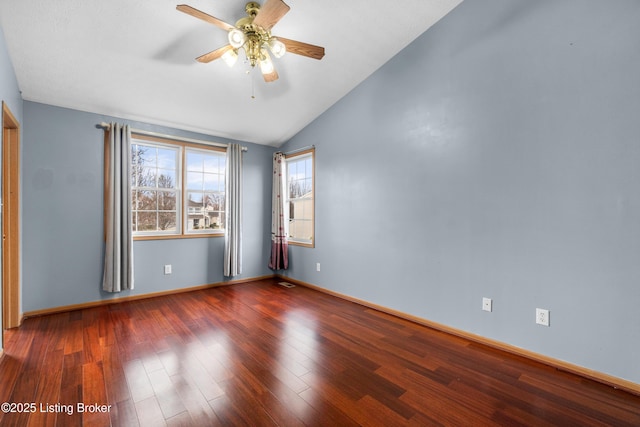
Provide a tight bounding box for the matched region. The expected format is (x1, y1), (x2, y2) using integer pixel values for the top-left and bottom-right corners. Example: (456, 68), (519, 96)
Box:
(98, 122), (247, 151)
(283, 145), (315, 156)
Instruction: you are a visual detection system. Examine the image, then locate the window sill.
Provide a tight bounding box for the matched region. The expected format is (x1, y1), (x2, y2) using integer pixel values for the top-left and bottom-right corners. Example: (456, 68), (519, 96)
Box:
(134, 233), (224, 241)
(289, 240), (314, 248)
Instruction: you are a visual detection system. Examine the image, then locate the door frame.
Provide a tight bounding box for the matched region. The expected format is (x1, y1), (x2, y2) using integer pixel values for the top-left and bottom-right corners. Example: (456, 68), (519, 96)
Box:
(2, 101), (21, 334)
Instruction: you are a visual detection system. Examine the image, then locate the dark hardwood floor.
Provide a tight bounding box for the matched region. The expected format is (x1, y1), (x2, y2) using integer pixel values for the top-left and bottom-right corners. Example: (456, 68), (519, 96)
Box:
(1, 278), (638, 426)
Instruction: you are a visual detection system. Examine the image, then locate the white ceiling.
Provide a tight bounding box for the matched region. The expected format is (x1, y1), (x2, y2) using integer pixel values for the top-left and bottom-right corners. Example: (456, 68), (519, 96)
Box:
(0, 0), (463, 146)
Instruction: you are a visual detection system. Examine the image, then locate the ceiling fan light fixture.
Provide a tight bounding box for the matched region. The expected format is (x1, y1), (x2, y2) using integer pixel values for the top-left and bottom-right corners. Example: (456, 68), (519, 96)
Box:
(228, 28), (246, 48)
(259, 50), (274, 75)
(221, 49), (238, 67)
(269, 38), (286, 58)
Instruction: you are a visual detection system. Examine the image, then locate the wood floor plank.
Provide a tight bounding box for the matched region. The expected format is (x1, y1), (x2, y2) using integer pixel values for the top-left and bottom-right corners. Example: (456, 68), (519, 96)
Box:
(113, 399), (140, 427)
(101, 345), (131, 404)
(5, 369), (39, 425)
(63, 318), (84, 356)
(296, 386), (361, 427)
(0, 353), (22, 403)
(168, 373), (221, 426)
(1, 278), (639, 426)
(222, 373), (305, 427)
(147, 368), (188, 420)
(28, 365), (63, 427)
(82, 361), (111, 426)
(134, 396), (166, 427)
(59, 352), (84, 427)
(123, 359), (156, 403)
(82, 324), (102, 364)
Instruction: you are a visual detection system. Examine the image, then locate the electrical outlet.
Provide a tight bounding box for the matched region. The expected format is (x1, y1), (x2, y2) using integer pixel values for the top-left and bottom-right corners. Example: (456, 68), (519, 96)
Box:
(164, 264), (172, 275)
(536, 308), (550, 326)
(482, 297), (492, 312)
(316, 263), (321, 272)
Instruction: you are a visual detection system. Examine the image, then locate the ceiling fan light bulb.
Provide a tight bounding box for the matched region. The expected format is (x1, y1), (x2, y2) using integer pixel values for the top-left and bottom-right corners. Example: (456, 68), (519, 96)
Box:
(269, 39), (286, 58)
(228, 29), (246, 48)
(259, 55), (274, 75)
(221, 49), (238, 67)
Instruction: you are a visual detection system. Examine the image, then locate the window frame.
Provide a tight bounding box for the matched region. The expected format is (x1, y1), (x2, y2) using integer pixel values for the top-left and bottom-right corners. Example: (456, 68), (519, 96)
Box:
(129, 133), (226, 240)
(285, 148), (315, 248)
(131, 138), (182, 237)
(184, 145), (226, 235)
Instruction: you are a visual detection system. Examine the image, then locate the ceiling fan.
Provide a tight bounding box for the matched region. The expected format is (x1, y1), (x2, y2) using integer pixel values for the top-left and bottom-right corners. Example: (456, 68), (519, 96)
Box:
(177, 0), (325, 82)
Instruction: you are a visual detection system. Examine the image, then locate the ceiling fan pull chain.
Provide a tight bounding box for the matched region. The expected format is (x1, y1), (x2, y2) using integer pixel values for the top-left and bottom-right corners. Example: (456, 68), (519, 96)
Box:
(251, 68), (256, 99)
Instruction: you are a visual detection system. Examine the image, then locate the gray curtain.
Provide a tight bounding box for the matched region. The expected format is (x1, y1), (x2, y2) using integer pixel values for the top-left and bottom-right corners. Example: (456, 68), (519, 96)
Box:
(224, 143), (243, 277)
(103, 123), (134, 292)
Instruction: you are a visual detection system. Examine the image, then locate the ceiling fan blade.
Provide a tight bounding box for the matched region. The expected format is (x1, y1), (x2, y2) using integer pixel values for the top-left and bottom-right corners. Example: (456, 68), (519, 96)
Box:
(275, 37), (325, 60)
(262, 67), (279, 83)
(196, 45), (233, 63)
(176, 5), (235, 31)
(252, 0), (290, 30)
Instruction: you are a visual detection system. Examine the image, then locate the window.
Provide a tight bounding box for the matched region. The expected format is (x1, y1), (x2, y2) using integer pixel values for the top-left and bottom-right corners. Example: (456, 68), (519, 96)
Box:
(185, 148), (225, 233)
(130, 134), (225, 238)
(286, 148), (314, 246)
(131, 142), (180, 234)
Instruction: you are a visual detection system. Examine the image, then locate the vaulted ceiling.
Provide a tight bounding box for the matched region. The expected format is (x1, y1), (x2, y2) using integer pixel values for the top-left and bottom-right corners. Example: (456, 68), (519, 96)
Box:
(0, 0), (463, 146)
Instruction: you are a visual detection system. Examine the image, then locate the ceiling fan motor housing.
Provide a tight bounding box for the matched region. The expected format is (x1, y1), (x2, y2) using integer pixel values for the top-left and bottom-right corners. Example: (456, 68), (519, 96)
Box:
(234, 2), (274, 66)
(245, 2), (261, 17)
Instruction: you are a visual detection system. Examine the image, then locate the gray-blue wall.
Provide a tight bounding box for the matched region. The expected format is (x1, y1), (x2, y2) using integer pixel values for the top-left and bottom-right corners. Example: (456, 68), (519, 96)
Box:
(280, 0), (640, 384)
(22, 101), (273, 312)
(0, 24), (23, 350)
(0, 26), (22, 123)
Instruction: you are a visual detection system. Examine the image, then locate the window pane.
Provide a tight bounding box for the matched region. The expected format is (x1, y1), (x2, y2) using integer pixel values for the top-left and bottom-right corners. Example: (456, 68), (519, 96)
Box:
(138, 211), (157, 231)
(131, 145), (143, 165)
(137, 190), (157, 210)
(131, 145), (147, 185)
(203, 173), (221, 191)
(299, 200), (307, 220)
(139, 167), (156, 188)
(132, 190), (139, 210)
(158, 212), (177, 231)
(131, 164), (140, 186)
(187, 152), (204, 172)
(186, 189), (224, 232)
(286, 151), (314, 246)
(157, 170), (176, 188)
(303, 177), (312, 195)
(305, 157), (312, 179)
(205, 193), (224, 211)
(206, 211), (223, 230)
(187, 201), (204, 230)
(186, 171), (203, 190)
(139, 146), (157, 166)
(289, 179), (297, 199)
(217, 212), (226, 230)
(157, 148), (176, 169)
(158, 191), (176, 211)
(187, 192), (203, 204)
(204, 156), (219, 173)
(289, 220), (300, 239)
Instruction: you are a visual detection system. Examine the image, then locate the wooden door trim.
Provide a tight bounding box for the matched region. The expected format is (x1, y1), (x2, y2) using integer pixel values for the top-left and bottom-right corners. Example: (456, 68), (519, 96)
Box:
(2, 101), (21, 331)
